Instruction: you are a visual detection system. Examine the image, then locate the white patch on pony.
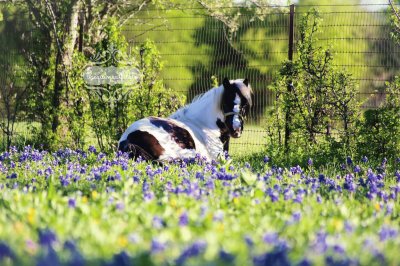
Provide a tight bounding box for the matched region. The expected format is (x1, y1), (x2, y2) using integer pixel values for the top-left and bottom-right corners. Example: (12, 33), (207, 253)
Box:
(232, 93), (241, 130)
(119, 118), (211, 160)
(120, 79), (252, 161)
(169, 86), (225, 159)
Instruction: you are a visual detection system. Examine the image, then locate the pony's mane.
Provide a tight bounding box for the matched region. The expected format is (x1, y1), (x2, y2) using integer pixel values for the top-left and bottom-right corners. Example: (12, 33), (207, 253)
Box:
(173, 86), (224, 116)
(170, 79), (252, 120)
(186, 79), (252, 108)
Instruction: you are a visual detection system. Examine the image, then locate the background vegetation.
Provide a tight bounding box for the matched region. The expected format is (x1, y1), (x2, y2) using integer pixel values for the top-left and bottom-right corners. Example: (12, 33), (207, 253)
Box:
(0, 0), (399, 166)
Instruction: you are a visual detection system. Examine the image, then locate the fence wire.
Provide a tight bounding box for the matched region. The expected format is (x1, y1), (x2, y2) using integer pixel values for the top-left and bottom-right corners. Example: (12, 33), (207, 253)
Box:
(0, 4), (399, 154)
(122, 4), (399, 153)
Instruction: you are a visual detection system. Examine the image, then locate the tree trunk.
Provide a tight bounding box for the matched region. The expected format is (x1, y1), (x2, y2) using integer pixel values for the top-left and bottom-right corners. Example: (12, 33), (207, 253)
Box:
(51, 0), (81, 134)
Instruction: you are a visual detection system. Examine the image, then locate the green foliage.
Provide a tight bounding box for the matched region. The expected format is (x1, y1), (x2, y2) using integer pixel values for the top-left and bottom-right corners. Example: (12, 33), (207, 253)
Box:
(267, 9), (360, 166)
(357, 77), (400, 160)
(389, 1), (400, 44)
(87, 18), (184, 151)
(130, 40), (185, 119)
(0, 148), (400, 265)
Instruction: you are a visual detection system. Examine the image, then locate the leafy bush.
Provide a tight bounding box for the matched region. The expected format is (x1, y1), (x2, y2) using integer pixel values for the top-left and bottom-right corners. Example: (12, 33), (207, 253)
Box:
(357, 76), (400, 160)
(87, 18), (185, 152)
(266, 9), (360, 166)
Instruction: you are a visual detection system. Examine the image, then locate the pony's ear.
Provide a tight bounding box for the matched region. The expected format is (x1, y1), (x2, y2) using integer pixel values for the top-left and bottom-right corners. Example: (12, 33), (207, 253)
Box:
(243, 78), (249, 86)
(223, 77), (230, 88)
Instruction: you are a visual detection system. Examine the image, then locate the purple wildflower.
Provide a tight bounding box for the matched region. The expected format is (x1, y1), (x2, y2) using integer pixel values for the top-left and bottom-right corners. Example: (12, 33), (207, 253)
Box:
(151, 238), (166, 253)
(379, 226), (398, 241)
(68, 198), (76, 208)
(179, 212), (189, 226)
(353, 165), (361, 173)
(219, 249), (235, 263)
(253, 245), (290, 266)
(263, 232), (279, 244)
(88, 146), (97, 153)
(244, 235), (254, 247)
(0, 241), (15, 260)
(38, 229), (57, 247)
(175, 241), (207, 266)
(346, 156), (353, 166)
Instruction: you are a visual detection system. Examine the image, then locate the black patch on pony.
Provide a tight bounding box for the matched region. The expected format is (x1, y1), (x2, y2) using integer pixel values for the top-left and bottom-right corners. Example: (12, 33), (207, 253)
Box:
(149, 117), (196, 150)
(221, 78), (250, 136)
(216, 118), (230, 152)
(119, 130), (165, 160)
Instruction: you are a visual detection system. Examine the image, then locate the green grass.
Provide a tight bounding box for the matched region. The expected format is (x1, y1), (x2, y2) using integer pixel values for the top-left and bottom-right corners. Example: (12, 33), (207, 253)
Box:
(0, 148), (399, 265)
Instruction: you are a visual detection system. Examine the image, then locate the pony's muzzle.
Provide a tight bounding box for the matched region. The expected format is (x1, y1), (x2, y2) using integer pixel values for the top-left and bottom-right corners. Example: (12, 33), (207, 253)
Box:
(232, 129), (241, 138)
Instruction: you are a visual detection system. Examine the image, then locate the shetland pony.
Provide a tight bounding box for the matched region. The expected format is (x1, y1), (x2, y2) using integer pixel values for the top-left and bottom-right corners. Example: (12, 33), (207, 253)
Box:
(118, 78), (252, 161)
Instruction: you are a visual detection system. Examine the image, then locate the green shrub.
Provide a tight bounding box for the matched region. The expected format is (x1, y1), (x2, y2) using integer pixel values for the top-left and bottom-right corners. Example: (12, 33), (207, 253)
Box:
(357, 76), (400, 160)
(87, 18), (185, 152)
(266, 9), (360, 166)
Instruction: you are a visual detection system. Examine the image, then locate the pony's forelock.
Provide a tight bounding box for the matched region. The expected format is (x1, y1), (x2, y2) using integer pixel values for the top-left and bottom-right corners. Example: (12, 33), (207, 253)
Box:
(232, 79), (253, 106)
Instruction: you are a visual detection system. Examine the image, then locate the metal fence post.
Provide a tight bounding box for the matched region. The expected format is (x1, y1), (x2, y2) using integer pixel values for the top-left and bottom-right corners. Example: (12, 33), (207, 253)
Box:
(79, 11), (84, 53)
(284, 4), (295, 153)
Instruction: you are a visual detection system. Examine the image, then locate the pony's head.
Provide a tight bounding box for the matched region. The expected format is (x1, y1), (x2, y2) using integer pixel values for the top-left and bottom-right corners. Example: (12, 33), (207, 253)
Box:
(220, 78), (252, 138)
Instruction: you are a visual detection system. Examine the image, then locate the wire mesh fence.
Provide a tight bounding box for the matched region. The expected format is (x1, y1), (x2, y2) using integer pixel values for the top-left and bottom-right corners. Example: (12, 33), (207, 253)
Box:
(0, 3), (399, 154)
(121, 4), (399, 154)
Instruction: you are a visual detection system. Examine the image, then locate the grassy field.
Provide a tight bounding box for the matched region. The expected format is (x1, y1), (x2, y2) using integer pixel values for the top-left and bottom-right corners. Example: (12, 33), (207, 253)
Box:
(0, 147), (399, 265)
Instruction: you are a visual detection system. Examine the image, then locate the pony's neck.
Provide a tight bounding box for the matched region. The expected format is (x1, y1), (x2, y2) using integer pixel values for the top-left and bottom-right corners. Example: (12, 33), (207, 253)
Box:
(171, 85), (224, 128)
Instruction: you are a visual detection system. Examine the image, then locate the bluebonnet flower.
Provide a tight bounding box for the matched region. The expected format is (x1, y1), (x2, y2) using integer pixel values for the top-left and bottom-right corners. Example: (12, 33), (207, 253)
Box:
(395, 171), (400, 182)
(325, 256), (357, 266)
(0, 241), (15, 260)
(151, 238), (166, 253)
(112, 251), (130, 266)
(293, 193), (303, 204)
(219, 249), (235, 263)
(64, 240), (85, 266)
(268, 189), (279, 202)
(297, 258), (312, 266)
(283, 188), (294, 201)
(175, 240), (207, 266)
(213, 210), (224, 222)
(316, 195), (322, 203)
(381, 158), (387, 168)
(263, 156), (270, 163)
(116, 202), (125, 211)
(68, 198), (76, 208)
(152, 216), (164, 229)
(6, 173), (17, 179)
(353, 165), (361, 173)
(346, 156), (353, 166)
(205, 179), (214, 190)
(333, 244), (345, 255)
(344, 221), (353, 233)
(244, 235), (254, 247)
(36, 246), (60, 266)
(179, 212), (189, 226)
(292, 211), (301, 222)
(312, 231), (328, 253)
(253, 245), (290, 266)
(307, 158), (313, 166)
(385, 203), (394, 215)
(38, 229), (57, 247)
(88, 146), (97, 153)
(379, 226), (398, 241)
(361, 156), (368, 163)
(263, 232), (279, 244)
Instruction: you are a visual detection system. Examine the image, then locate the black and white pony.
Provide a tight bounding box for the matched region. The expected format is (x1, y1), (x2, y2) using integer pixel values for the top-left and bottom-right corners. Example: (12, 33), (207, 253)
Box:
(118, 78), (252, 161)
